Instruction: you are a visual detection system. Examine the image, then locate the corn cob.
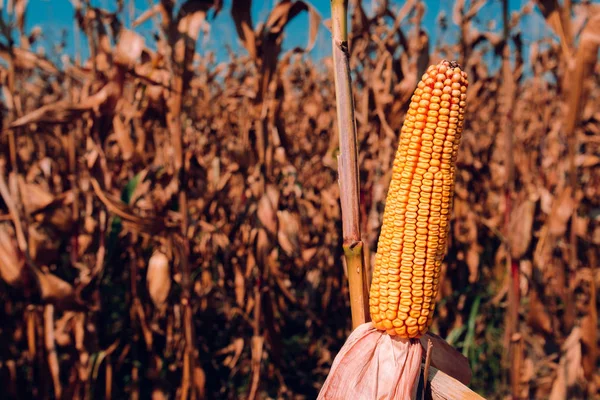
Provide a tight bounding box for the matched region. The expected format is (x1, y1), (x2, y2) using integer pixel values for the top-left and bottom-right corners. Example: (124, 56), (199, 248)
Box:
(369, 60), (468, 339)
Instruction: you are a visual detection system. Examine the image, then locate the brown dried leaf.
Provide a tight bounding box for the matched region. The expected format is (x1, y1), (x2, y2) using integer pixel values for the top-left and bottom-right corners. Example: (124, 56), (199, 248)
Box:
(580, 269), (597, 380)
(133, 3), (162, 27)
(29, 224), (59, 263)
(508, 199), (536, 259)
(576, 154), (600, 168)
(248, 335), (264, 400)
(114, 29), (145, 68)
(0, 47), (59, 74)
(9, 82), (120, 128)
(534, 0), (572, 58)
(54, 312), (75, 347)
(43, 305), (62, 398)
(547, 187), (576, 237)
(276, 210), (300, 256)
(218, 337), (244, 369)
(15, 0), (26, 34)
(0, 224), (25, 286)
(302, 247), (317, 262)
(527, 287), (552, 335)
(0, 168), (28, 253)
(231, 0), (256, 59)
(270, 1), (321, 53)
(147, 250), (171, 311)
(255, 228), (270, 268)
(549, 357), (567, 400)
(465, 245), (480, 283)
(35, 268), (75, 306)
(234, 264), (245, 307)
(112, 113), (135, 161)
(151, 387), (169, 400)
(257, 190), (278, 234)
(18, 178), (54, 215)
(420, 332), (472, 385)
(91, 178), (164, 233)
(563, 327), (583, 386)
(194, 366), (206, 399)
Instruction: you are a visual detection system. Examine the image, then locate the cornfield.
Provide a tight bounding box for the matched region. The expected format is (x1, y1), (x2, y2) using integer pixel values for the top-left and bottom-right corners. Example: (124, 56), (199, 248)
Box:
(0, 0), (598, 399)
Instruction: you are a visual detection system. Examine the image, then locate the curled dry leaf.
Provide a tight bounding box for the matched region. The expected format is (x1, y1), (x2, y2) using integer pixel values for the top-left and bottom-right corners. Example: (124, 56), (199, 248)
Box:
(147, 250), (171, 312)
(508, 199), (536, 259)
(231, 0), (255, 58)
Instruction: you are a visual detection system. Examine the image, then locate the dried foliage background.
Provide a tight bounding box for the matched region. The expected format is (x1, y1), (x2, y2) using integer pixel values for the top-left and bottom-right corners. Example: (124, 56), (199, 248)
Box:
(0, 0), (599, 399)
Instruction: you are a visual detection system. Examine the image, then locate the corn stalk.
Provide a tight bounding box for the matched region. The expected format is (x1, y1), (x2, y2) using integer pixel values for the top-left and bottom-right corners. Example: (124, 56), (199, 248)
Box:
(500, 1), (522, 397)
(330, 0), (369, 329)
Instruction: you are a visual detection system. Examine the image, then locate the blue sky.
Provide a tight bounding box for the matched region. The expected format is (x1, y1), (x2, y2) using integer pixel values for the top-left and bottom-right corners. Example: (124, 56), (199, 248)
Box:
(21, 0), (555, 65)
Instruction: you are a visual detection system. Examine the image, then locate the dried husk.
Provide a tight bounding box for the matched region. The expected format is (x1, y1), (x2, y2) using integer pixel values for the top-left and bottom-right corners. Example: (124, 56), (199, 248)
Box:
(318, 323), (423, 399)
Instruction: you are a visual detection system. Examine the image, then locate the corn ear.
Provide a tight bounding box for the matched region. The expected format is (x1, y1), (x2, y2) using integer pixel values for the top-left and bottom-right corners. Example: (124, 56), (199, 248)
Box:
(369, 60), (468, 339)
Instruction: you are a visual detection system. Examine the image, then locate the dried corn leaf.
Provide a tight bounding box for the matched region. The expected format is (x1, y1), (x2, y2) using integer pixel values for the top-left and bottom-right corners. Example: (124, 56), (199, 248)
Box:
(18, 178), (54, 215)
(547, 187), (576, 237)
(527, 286), (552, 335)
(508, 199), (536, 259)
(0, 224), (25, 286)
(147, 250), (171, 311)
(35, 268), (75, 306)
(276, 210), (300, 256)
(257, 191), (278, 234)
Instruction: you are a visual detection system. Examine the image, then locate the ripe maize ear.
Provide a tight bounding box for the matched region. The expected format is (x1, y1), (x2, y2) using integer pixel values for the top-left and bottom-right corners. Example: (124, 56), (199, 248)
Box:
(369, 60), (468, 339)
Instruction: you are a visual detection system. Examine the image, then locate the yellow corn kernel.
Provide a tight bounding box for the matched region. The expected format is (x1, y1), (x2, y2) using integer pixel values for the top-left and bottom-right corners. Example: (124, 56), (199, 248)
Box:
(368, 60), (468, 339)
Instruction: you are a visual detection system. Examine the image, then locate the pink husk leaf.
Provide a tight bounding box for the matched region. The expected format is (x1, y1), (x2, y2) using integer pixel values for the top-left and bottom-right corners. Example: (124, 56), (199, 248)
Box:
(319, 323), (423, 399)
